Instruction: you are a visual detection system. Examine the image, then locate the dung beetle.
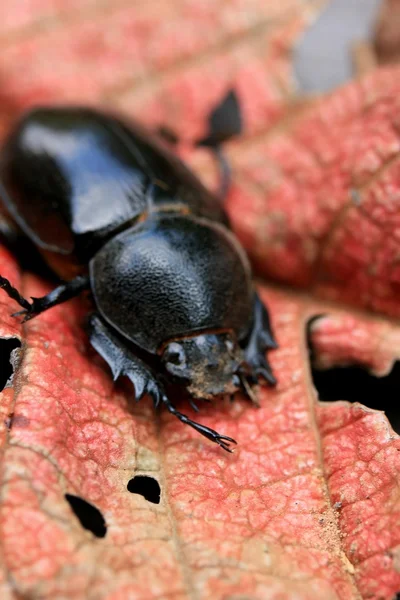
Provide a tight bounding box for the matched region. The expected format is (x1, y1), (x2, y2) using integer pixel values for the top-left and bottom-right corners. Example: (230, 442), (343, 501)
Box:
(0, 92), (277, 452)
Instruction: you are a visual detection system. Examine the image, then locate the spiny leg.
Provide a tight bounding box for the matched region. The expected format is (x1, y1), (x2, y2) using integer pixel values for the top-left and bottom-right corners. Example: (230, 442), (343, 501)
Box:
(0, 274), (89, 322)
(242, 292), (277, 389)
(90, 314), (237, 452)
(89, 314), (164, 406)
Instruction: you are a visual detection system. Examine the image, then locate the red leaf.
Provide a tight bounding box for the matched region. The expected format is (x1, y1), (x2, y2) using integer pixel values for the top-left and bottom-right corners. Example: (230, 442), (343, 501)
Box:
(224, 66), (400, 319)
(309, 312), (400, 376)
(0, 2), (400, 600)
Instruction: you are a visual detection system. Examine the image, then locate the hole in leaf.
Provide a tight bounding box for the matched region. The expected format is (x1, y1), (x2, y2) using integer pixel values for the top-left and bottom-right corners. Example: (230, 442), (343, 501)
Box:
(127, 476), (161, 504)
(0, 338), (21, 391)
(65, 494), (107, 538)
(311, 362), (400, 434)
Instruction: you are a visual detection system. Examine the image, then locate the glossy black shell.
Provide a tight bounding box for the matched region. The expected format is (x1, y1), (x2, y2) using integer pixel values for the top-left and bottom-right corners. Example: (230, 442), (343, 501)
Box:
(0, 107), (228, 262)
(90, 213), (253, 353)
(0, 106), (255, 356)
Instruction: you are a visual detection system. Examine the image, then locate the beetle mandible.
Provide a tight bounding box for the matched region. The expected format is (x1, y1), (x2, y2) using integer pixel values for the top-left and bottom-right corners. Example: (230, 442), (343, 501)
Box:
(0, 93), (277, 452)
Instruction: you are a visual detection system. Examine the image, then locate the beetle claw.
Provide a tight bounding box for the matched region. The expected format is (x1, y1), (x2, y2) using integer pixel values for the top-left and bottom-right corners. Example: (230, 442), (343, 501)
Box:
(214, 434), (237, 453)
(11, 310), (25, 318)
(160, 394), (237, 452)
(11, 307), (37, 322)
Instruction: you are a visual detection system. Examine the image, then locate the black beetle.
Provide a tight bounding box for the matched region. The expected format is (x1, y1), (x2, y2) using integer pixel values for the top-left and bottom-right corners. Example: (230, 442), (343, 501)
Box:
(0, 93), (276, 452)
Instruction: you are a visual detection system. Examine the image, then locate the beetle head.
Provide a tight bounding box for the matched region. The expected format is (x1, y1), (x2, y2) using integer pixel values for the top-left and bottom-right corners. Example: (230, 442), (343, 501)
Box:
(161, 332), (242, 399)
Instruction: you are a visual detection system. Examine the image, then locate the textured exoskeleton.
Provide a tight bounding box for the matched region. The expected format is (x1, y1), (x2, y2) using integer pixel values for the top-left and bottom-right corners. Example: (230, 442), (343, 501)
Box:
(0, 96), (276, 452)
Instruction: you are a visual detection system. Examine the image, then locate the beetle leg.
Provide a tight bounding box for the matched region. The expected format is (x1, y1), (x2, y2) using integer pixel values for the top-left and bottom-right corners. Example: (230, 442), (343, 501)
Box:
(157, 89), (242, 201)
(0, 275), (31, 311)
(160, 396), (237, 452)
(89, 315), (237, 451)
(158, 127), (231, 200)
(89, 314), (165, 407)
(242, 292), (278, 387)
(196, 89), (242, 200)
(2, 275), (89, 322)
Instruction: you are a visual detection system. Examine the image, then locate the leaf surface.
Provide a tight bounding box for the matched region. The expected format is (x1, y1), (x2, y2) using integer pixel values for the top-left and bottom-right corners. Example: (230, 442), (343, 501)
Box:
(0, 2), (400, 600)
(223, 67), (400, 319)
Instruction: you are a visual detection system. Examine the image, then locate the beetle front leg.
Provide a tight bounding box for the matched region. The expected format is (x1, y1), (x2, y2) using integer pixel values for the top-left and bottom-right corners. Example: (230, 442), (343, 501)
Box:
(89, 314), (166, 407)
(89, 315), (237, 451)
(161, 396), (237, 452)
(0, 276), (31, 311)
(241, 292), (277, 388)
(0, 274), (89, 322)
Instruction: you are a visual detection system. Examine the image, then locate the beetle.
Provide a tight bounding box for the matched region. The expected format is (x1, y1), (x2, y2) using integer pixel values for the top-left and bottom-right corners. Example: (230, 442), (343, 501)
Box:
(0, 93), (276, 452)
